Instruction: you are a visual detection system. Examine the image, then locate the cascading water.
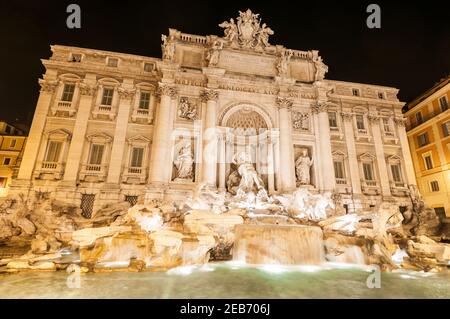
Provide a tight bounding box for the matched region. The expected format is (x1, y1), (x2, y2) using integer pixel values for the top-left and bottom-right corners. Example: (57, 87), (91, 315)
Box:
(232, 224), (325, 265)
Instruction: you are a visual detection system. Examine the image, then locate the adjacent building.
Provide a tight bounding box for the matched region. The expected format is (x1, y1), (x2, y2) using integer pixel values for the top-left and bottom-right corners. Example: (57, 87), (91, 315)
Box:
(404, 76), (450, 218)
(0, 122), (27, 197)
(10, 10), (416, 217)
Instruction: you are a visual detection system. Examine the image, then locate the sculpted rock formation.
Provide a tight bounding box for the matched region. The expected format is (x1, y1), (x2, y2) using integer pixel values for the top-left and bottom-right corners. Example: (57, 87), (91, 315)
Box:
(0, 185), (448, 273)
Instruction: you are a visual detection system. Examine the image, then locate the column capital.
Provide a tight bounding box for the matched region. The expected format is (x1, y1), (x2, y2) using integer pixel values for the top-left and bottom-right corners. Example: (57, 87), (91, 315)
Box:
(311, 101), (329, 114)
(117, 87), (136, 100)
(38, 79), (59, 93)
(340, 112), (353, 121)
(79, 83), (98, 96)
(367, 113), (380, 124)
(200, 89), (219, 102)
(276, 96), (293, 110)
(394, 116), (406, 127)
(157, 83), (178, 98)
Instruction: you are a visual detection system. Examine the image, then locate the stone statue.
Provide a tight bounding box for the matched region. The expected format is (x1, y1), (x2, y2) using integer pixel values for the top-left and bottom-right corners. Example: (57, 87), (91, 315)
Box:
(161, 34), (175, 61)
(178, 97), (197, 120)
(206, 40), (223, 67)
(218, 18), (238, 42)
(232, 151), (265, 195)
(226, 170), (241, 195)
(174, 143), (194, 180)
(219, 9), (273, 50)
(276, 50), (292, 77)
(313, 55), (328, 81)
(310, 192), (334, 220)
(295, 149), (313, 185)
(255, 23), (274, 48)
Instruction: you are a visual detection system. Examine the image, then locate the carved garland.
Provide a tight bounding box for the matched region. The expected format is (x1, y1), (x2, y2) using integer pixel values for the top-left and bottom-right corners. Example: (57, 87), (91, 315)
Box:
(39, 79), (59, 93)
(117, 87), (136, 100)
(78, 83), (97, 96)
(367, 113), (380, 123)
(340, 112), (353, 121)
(394, 117), (406, 127)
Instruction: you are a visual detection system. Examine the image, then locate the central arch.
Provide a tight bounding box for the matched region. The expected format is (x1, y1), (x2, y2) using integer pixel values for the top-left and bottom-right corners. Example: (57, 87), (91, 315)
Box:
(217, 102), (277, 194)
(220, 103), (273, 131)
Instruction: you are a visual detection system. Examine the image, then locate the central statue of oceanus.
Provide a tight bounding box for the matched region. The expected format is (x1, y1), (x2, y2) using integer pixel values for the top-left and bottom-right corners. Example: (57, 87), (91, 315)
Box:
(232, 152), (267, 199)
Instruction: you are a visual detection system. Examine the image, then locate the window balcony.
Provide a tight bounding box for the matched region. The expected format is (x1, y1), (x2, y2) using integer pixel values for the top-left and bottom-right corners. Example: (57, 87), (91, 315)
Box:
(330, 127), (344, 140)
(390, 181), (409, 197)
(92, 104), (116, 120)
(382, 131), (399, 144)
(355, 128), (372, 142)
(51, 100), (76, 117)
(131, 108), (153, 124)
(79, 163), (108, 181)
(33, 161), (64, 180)
(122, 166), (147, 184)
(361, 179), (380, 195)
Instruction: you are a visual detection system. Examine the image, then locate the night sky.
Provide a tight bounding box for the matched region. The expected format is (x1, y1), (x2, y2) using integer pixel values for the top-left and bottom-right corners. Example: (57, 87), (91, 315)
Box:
(0, 0), (448, 126)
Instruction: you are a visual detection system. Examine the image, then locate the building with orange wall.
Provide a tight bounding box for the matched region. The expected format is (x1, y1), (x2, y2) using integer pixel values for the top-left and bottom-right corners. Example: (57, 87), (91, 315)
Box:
(0, 121), (27, 197)
(404, 76), (450, 218)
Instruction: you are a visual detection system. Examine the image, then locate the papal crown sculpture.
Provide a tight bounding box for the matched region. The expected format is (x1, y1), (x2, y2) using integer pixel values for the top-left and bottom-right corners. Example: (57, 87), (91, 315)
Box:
(9, 9), (415, 219)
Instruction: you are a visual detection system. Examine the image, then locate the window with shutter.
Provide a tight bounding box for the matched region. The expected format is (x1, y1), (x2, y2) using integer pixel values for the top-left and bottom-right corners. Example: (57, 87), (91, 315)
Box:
(130, 147), (144, 167)
(89, 144), (105, 165)
(45, 141), (62, 163)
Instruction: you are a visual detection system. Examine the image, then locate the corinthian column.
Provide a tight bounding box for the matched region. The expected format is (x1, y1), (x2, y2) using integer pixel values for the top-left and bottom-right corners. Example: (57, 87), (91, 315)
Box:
(394, 117), (417, 186)
(63, 81), (97, 182)
(17, 79), (58, 181)
(276, 97), (296, 192)
(106, 86), (135, 184)
(369, 113), (391, 198)
(200, 89), (219, 187)
(148, 84), (177, 184)
(312, 102), (335, 191)
(341, 112), (362, 196)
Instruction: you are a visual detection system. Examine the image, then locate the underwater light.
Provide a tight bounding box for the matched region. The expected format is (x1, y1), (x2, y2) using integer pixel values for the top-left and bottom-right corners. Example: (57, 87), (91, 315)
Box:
(167, 265), (197, 276)
(260, 264), (287, 274)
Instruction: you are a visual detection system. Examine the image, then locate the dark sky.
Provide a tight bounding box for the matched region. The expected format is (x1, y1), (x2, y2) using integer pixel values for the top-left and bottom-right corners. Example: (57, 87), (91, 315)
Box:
(0, 0), (449, 126)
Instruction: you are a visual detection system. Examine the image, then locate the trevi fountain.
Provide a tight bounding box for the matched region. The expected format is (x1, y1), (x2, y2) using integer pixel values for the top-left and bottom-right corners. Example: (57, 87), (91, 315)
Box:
(0, 9), (449, 298)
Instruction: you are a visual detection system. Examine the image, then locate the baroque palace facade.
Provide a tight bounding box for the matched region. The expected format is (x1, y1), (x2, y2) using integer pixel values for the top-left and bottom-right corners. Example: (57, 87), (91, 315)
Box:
(11, 10), (416, 217)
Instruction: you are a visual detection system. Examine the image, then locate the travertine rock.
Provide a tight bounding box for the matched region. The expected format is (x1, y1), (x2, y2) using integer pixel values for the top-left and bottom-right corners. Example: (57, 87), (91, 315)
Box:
(72, 226), (132, 248)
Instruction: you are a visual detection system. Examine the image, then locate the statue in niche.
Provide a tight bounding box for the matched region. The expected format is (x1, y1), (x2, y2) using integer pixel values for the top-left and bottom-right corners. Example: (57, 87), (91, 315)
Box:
(178, 97), (197, 120)
(161, 34), (175, 61)
(313, 55), (328, 81)
(206, 40), (223, 67)
(232, 151), (265, 196)
(295, 149), (313, 185)
(174, 143), (194, 180)
(218, 18), (238, 43)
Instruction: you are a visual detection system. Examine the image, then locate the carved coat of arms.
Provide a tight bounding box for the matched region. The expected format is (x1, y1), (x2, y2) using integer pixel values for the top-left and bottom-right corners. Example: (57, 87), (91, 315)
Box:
(219, 9), (274, 50)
